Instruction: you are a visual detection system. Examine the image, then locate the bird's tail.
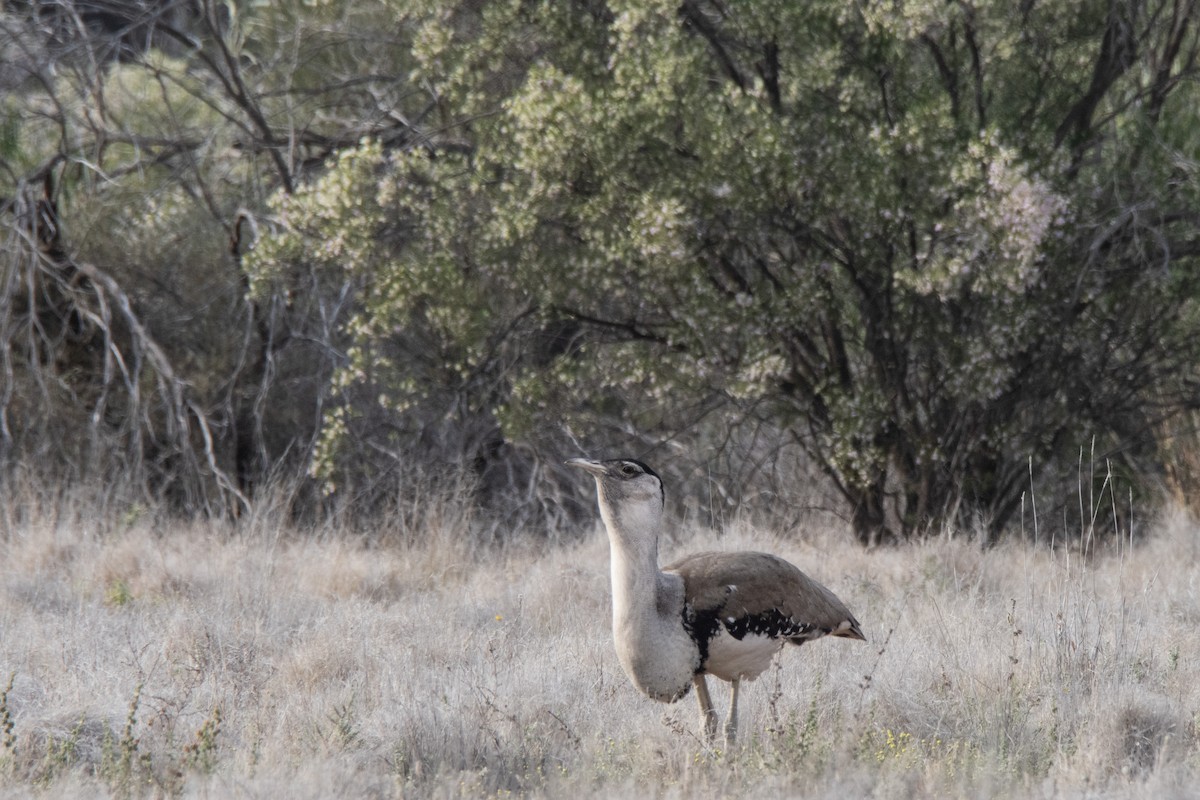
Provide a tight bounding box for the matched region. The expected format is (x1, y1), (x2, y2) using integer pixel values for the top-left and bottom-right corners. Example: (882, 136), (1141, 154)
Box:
(833, 618), (867, 641)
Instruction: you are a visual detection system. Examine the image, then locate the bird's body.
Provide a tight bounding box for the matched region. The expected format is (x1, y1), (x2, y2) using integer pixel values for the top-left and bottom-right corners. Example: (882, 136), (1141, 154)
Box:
(567, 457), (865, 744)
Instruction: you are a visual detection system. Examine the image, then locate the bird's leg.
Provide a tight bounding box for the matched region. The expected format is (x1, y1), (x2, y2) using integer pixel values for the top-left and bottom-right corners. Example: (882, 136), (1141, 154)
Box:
(724, 678), (740, 746)
(693, 675), (718, 744)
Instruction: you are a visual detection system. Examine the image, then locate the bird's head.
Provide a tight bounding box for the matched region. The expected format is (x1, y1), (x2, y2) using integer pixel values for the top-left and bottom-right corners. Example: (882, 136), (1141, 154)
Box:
(566, 458), (665, 533)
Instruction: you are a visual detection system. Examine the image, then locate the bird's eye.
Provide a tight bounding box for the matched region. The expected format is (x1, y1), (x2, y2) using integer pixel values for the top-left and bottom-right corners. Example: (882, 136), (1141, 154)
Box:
(620, 463), (639, 476)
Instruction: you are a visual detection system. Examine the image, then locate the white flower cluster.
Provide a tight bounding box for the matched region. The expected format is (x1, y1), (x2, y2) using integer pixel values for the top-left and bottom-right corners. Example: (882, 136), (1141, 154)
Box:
(906, 133), (1072, 298)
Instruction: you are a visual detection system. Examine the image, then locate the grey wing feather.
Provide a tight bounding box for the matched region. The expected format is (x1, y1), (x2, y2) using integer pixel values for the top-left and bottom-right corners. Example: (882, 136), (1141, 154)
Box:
(664, 551), (865, 642)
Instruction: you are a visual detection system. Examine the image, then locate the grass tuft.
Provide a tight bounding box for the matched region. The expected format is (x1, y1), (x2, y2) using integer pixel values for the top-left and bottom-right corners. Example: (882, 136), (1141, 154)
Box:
(181, 706), (222, 775)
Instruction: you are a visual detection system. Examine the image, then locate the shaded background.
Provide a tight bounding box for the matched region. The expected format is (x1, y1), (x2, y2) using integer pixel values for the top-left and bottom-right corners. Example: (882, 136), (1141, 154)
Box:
(4, 0), (1200, 543)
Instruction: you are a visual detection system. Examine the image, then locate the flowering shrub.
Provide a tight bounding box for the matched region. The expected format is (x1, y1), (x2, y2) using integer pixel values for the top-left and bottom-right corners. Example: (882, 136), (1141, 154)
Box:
(247, 0), (1200, 539)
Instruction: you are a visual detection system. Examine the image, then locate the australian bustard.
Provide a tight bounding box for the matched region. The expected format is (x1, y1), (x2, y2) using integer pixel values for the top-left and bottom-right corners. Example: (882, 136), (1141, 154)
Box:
(567, 457), (865, 745)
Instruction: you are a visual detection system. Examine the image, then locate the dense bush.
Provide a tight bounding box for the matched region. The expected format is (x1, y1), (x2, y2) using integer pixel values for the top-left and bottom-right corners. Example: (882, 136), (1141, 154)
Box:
(4, 0), (1200, 540)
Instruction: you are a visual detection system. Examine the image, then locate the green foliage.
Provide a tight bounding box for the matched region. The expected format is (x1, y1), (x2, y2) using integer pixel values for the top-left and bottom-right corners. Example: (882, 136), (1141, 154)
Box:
(105, 578), (134, 608)
(101, 683), (151, 795)
(0, 0), (442, 508)
(182, 707), (222, 775)
(247, 0), (1200, 539)
(7, 0), (1200, 537)
(246, 138), (532, 491)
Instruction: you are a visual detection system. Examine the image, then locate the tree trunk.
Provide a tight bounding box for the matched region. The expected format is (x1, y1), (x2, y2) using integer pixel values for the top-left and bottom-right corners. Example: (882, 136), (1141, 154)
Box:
(849, 477), (896, 546)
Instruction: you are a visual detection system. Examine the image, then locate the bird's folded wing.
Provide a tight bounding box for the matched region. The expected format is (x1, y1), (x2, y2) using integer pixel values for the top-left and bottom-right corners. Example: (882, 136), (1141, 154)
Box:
(664, 551), (865, 640)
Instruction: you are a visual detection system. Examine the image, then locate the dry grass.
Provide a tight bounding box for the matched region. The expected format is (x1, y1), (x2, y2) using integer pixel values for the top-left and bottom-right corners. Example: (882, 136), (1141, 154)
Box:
(2, 481), (1199, 798)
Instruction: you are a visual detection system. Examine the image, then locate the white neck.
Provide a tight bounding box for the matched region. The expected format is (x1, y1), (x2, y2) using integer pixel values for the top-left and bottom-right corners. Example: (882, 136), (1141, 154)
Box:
(592, 475), (697, 701)
(599, 491), (663, 626)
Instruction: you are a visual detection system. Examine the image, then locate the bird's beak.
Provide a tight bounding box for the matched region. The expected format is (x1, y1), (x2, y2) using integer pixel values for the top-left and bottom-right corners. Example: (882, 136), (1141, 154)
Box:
(565, 458), (607, 477)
